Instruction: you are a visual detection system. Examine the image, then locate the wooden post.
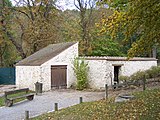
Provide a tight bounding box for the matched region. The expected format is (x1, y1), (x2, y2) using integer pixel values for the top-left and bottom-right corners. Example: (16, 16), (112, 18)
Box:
(105, 84), (108, 99)
(4, 93), (7, 106)
(54, 103), (58, 111)
(143, 75), (146, 91)
(79, 97), (83, 104)
(25, 111), (29, 120)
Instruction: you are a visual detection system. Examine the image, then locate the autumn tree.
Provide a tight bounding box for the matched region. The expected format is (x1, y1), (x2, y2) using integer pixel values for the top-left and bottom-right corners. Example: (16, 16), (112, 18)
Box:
(74, 0), (97, 55)
(90, 7), (126, 56)
(60, 10), (81, 43)
(0, 0), (19, 66)
(100, 0), (160, 57)
(1, 0), (63, 59)
(0, 0), (27, 59)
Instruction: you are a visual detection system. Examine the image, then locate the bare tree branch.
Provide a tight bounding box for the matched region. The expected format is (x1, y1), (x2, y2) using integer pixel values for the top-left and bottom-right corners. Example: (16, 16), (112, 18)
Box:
(10, 7), (31, 19)
(26, 0), (34, 20)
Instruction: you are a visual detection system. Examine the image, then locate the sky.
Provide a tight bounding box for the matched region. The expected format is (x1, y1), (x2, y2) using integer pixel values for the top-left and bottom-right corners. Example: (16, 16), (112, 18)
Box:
(11, 0), (77, 10)
(56, 0), (76, 10)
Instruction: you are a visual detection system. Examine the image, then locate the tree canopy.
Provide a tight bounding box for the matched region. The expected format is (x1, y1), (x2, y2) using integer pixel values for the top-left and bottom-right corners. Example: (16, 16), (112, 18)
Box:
(101, 0), (160, 57)
(1, 0), (159, 66)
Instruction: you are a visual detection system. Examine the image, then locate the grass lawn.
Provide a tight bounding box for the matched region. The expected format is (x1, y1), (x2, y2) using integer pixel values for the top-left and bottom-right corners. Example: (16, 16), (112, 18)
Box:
(32, 88), (160, 120)
(0, 91), (34, 107)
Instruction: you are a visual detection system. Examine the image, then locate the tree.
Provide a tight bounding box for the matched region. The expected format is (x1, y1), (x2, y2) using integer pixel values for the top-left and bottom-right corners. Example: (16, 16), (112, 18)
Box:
(74, 0), (97, 55)
(100, 0), (160, 57)
(60, 10), (81, 43)
(0, 0), (19, 67)
(1, 0), (63, 59)
(0, 0), (26, 59)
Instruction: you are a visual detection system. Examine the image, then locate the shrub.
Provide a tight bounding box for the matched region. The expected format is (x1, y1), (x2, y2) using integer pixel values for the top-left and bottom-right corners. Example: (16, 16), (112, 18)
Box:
(119, 76), (130, 82)
(130, 71), (146, 81)
(73, 57), (89, 90)
(146, 66), (160, 78)
(120, 66), (160, 82)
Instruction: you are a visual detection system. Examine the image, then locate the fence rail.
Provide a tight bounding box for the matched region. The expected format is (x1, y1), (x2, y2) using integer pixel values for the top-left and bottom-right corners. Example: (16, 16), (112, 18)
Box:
(110, 78), (160, 91)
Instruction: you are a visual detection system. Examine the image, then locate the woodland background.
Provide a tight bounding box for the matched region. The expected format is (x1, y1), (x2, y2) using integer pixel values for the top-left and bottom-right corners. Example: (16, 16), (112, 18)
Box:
(0, 0), (159, 67)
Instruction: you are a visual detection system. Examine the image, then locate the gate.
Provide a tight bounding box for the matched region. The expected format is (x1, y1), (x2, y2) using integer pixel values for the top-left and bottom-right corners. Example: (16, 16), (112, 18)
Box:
(51, 65), (67, 89)
(0, 68), (15, 85)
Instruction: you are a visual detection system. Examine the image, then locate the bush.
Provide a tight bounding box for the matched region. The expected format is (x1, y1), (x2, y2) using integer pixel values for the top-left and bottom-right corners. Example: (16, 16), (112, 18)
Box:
(146, 66), (160, 78)
(73, 57), (89, 90)
(120, 66), (160, 82)
(119, 76), (130, 82)
(130, 71), (146, 81)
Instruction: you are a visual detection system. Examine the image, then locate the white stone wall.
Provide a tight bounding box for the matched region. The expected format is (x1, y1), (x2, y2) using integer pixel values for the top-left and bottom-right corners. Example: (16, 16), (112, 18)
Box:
(86, 60), (108, 89)
(16, 66), (41, 90)
(87, 60), (157, 89)
(40, 42), (78, 91)
(110, 61), (157, 76)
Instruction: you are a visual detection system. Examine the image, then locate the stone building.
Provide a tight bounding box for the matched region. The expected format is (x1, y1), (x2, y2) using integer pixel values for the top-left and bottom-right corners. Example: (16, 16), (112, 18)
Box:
(16, 42), (78, 91)
(84, 56), (157, 89)
(16, 42), (157, 91)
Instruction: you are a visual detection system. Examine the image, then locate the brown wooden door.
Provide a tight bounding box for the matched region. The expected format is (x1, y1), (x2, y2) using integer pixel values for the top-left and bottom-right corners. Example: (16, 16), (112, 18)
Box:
(51, 65), (67, 89)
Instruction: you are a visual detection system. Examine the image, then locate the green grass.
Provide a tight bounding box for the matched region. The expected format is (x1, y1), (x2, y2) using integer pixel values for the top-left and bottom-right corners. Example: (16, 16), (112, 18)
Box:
(0, 91), (34, 107)
(32, 88), (160, 120)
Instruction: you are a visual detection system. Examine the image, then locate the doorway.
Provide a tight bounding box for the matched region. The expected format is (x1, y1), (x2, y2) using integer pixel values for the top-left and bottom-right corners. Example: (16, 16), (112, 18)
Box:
(114, 66), (121, 84)
(51, 65), (67, 89)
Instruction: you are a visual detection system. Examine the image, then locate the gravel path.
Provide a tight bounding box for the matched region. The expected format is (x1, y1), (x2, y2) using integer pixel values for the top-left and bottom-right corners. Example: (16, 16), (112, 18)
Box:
(0, 89), (104, 120)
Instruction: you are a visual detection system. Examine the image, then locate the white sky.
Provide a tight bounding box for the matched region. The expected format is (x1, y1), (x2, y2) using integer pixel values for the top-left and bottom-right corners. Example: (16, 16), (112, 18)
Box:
(56, 0), (76, 10)
(11, 0), (77, 10)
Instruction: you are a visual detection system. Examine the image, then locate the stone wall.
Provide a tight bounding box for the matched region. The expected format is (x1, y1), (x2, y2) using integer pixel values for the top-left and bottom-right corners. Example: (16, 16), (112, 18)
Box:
(86, 58), (157, 89)
(86, 60), (108, 89)
(16, 66), (41, 90)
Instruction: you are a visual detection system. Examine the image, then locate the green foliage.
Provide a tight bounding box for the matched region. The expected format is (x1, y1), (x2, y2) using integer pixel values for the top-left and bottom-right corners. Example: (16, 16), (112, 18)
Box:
(146, 66), (160, 78)
(101, 0), (160, 57)
(102, 0), (129, 11)
(0, 0), (19, 67)
(0, 0), (12, 8)
(91, 37), (125, 56)
(2, 42), (19, 67)
(119, 75), (130, 82)
(73, 58), (89, 90)
(130, 71), (146, 81)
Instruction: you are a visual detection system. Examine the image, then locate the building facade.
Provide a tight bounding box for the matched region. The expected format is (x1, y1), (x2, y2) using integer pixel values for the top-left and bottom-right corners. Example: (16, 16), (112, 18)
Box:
(16, 42), (157, 91)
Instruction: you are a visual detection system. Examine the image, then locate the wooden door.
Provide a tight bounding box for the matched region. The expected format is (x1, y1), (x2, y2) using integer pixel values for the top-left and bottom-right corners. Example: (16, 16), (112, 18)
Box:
(51, 65), (67, 89)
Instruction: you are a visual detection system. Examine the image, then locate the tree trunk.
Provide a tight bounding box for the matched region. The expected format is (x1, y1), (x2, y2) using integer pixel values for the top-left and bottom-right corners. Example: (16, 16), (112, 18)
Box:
(152, 46), (157, 58)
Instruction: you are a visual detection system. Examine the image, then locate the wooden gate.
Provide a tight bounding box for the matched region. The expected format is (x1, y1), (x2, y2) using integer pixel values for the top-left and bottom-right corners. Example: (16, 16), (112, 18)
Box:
(51, 65), (67, 89)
